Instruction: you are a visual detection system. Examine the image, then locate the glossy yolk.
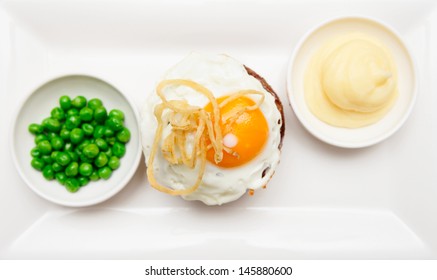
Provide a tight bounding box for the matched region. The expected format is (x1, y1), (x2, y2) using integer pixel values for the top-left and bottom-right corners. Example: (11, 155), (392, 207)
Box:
(204, 96), (269, 168)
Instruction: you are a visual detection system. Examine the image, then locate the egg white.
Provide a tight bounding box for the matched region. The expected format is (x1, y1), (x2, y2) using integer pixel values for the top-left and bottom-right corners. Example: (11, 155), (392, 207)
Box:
(141, 53), (282, 205)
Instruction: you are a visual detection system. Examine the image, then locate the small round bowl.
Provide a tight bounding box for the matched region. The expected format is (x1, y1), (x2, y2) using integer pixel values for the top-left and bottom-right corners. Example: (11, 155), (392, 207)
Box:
(11, 75), (142, 207)
(287, 16), (417, 148)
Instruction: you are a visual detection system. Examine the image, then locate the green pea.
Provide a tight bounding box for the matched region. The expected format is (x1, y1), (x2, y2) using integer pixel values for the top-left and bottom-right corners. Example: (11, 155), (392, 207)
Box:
(70, 128), (84, 144)
(51, 151), (60, 161)
(55, 152), (71, 166)
(34, 134), (47, 144)
(51, 137), (64, 151)
(28, 123), (43, 135)
(88, 98), (103, 110)
(93, 125), (106, 139)
(65, 115), (81, 130)
(95, 152), (108, 168)
(104, 148), (113, 158)
(51, 107), (65, 121)
(90, 120), (99, 127)
(82, 123), (94, 136)
(80, 153), (93, 164)
(79, 163), (93, 176)
(41, 155), (53, 164)
(106, 137), (116, 146)
(65, 162), (79, 177)
(112, 142), (126, 158)
(42, 118), (61, 132)
(95, 138), (108, 151)
(60, 129), (71, 141)
(74, 147), (82, 157)
(89, 170), (100, 181)
(98, 166), (112, 180)
(52, 162), (63, 172)
(79, 107), (93, 122)
(108, 156), (120, 170)
(42, 165), (55, 180)
(116, 127), (131, 143)
(83, 144), (99, 158)
(29, 97), (126, 189)
(59, 95), (71, 110)
(71, 96), (87, 109)
(78, 176), (89, 187)
(56, 172), (67, 185)
(67, 151), (79, 162)
(108, 109), (124, 121)
(37, 140), (52, 155)
(31, 158), (45, 171)
(77, 139), (91, 151)
(64, 142), (73, 152)
(30, 147), (40, 158)
(104, 127), (114, 137)
(41, 117), (50, 126)
(94, 106), (107, 123)
(65, 178), (80, 193)
(67, 108), (79, 116)
(46, 132), (57, 140)
(106, 117), (123, 131)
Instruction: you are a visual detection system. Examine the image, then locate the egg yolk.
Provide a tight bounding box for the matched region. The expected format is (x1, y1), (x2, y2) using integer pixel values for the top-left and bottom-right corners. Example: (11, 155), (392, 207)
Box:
(204, 96), (269, 168)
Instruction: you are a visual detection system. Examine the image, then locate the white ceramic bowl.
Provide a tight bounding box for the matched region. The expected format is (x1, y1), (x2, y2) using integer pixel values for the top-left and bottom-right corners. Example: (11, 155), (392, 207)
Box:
(287, 16), (417, 148)
(11, 75), (142, 207)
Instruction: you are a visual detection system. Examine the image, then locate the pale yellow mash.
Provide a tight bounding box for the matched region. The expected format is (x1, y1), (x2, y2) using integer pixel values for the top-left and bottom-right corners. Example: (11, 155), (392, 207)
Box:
(304, 33), (398, 128)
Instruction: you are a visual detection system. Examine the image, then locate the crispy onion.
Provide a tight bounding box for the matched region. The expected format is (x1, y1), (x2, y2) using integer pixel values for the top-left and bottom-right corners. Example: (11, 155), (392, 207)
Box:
(147, 79), (265, 196)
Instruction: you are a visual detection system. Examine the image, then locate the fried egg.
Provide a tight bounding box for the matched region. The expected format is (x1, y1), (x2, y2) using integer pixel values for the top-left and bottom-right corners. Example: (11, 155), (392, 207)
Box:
(140, 53), (283, 205)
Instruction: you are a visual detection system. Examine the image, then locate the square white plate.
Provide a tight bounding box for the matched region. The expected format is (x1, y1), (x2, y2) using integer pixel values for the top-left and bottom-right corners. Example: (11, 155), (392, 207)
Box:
(0, 0), (436, 259)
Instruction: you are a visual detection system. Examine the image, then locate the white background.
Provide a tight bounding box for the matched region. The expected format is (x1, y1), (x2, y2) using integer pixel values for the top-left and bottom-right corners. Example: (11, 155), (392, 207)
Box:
(0, 0), (436, 260)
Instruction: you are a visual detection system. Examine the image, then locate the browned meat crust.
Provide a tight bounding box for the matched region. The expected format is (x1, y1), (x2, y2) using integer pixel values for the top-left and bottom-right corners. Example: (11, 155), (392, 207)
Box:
(244, 66), (285, 150)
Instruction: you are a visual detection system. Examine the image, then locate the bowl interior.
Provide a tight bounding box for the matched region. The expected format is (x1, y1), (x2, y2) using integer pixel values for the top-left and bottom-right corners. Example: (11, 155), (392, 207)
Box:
(12, 75), (141, 207)
(288, 17), (416, 148)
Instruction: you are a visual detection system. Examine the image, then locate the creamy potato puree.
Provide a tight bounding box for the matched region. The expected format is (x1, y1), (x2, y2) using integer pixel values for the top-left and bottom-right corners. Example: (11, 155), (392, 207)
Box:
(304, 33), (398, 128)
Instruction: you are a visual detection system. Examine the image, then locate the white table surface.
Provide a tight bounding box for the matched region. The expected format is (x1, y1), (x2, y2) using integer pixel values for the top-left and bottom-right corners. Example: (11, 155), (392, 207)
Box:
(0, 0), (436, 259)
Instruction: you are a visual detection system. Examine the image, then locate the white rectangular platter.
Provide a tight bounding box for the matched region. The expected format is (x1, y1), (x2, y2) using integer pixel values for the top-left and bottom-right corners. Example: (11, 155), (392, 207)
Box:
(0, 0), (436, 259)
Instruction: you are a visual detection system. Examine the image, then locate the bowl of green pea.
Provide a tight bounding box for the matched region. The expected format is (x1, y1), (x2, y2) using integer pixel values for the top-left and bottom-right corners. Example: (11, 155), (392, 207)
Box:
(11, 75), (142, 207)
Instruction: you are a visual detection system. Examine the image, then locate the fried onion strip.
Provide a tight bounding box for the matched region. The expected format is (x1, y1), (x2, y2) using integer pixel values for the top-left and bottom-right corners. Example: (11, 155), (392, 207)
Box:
(147, 79), (265, 196)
